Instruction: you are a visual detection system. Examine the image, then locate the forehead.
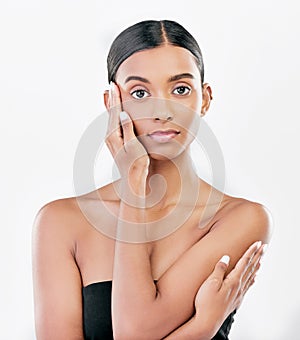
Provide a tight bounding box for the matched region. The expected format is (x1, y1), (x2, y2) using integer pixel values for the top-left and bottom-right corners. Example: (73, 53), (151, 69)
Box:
(115, 45), (201, 84)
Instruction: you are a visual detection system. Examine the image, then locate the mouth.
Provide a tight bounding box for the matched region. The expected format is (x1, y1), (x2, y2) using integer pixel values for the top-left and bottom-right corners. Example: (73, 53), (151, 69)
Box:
(147, 129), (180, 143)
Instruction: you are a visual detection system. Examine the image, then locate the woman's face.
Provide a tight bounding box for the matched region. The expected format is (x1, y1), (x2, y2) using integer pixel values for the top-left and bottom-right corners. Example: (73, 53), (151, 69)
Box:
(107, 45), (211, 160)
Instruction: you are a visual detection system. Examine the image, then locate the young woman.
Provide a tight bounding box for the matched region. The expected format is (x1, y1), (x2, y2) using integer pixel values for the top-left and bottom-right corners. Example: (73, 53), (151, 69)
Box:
(32, 20), (272, 339)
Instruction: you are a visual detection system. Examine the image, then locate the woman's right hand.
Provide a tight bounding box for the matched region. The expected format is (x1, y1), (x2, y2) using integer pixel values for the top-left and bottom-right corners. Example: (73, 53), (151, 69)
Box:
(105, 81), (149, 192)
(193, 241), (267, 338)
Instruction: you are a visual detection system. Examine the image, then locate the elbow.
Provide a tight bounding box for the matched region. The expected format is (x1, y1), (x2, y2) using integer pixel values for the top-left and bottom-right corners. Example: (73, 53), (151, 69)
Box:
(112, 301), (166, 339)
(113, 319), (159, 340)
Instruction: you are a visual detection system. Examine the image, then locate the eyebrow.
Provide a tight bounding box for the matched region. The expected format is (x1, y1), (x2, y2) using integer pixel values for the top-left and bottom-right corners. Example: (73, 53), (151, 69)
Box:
(124, 73), (195, 84)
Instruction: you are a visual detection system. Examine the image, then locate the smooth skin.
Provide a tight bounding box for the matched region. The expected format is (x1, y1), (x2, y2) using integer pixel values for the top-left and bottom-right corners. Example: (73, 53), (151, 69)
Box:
(32, 45), (272, 340)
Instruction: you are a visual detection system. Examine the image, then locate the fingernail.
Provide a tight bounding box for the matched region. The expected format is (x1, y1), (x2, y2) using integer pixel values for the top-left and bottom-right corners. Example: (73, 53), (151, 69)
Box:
(256, 241), (262, 249)
(120, 111), (129, 121)
(220, 255), (230, 265)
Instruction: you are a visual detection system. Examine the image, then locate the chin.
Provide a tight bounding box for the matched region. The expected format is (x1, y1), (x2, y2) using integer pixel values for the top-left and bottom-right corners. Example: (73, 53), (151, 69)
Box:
(148, 152), (175, 161)
(146, 145), (187, 161)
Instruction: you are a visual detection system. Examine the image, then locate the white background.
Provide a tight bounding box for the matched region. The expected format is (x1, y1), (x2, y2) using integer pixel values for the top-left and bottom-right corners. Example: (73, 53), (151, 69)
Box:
(1, 0), (299, 339)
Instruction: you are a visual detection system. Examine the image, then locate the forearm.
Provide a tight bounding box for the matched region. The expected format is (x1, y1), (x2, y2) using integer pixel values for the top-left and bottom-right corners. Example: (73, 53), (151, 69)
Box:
(162, 315), (211, 340)
(112, 179), (157, 335)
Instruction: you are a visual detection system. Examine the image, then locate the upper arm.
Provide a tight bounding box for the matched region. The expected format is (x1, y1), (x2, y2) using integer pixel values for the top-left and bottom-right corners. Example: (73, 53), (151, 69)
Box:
(148, 201), (273, 337)
(32, 200), (84, 340)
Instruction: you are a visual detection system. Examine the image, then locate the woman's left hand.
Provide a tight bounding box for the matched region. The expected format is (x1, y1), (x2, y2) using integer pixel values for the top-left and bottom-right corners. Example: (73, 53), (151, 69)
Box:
(193, 240), (267, 338)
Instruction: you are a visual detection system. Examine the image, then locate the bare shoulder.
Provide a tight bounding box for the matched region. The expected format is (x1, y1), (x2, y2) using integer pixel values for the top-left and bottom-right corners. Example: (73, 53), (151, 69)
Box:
(34, 179), (120, 229)
(34, 197), (82, 227)
(32, 197), (87, 249)
(33, 179), (120, 233)
(35, 197), (78, 216)
(214, 195), (274, 244)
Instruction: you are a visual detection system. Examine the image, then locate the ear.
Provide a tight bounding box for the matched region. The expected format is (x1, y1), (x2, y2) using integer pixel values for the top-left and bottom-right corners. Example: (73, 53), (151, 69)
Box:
(103, 89), (110, 111)
(201, 83), (213, 117)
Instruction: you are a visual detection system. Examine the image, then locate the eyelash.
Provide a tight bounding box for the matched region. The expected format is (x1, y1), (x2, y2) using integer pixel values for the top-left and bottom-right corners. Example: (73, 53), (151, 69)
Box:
(131, 89), (150, 99)
(130, 85), (192, 99)
(173, 86), (191, 96)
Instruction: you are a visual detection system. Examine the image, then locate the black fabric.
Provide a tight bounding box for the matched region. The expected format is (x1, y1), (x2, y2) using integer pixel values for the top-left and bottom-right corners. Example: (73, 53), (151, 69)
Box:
(82, 280), (236, 340)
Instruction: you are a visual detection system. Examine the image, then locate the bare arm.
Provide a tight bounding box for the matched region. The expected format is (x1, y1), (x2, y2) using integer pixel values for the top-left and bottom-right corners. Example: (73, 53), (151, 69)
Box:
(112, 191), (272, 339)
(32, 200), (84, 340)
(163, 239), (266, 339)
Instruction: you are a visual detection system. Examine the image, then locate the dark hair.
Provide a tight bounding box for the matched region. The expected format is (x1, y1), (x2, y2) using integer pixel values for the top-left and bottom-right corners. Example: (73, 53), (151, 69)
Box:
(107, 20), (205, 86)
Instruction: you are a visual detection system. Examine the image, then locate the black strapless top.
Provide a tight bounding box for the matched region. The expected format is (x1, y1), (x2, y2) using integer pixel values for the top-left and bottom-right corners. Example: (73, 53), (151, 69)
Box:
(82, 281), (236, 340)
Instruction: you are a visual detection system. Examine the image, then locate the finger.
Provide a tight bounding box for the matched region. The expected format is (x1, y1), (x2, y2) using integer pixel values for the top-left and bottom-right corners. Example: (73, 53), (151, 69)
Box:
(242, 261), (260, 295)
(241, 269), (258, 297)
(232, 267), (257, 311)
(242, 243), (267, 284)
(107, 82), (122, 138)
(245, 272), (257, 293)
(106, 82), (124, 154)
(119, 111), (137, 145)
(228, 240), (262, 280)
(207, 255), (230, 290)
(242, 243), (267, 292)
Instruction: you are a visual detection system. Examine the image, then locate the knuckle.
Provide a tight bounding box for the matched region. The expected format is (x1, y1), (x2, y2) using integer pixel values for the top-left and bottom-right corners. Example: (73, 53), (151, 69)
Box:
(208, 277), (221, 287)
(105, 139), (111, 149)
(249, 263), (255, 274)
(107, 130), (119, 141)
(105, 136), (115, 147)
(134, 156), (149, 167)
(217, 262), (228, 271)
(232, 282), (239, 291)
(231, 278), (242, 291)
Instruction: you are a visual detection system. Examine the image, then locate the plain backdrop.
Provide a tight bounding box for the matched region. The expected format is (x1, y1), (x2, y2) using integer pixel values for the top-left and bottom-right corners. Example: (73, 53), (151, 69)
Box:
(1, 0), (299, 339)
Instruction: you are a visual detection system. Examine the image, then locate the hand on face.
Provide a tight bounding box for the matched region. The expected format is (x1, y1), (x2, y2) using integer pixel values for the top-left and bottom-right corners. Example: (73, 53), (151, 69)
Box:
(105, 81), (149, 190)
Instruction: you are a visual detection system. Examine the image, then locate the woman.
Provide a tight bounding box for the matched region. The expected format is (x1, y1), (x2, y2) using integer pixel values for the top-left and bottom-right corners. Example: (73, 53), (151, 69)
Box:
(32, 20), (272, 339)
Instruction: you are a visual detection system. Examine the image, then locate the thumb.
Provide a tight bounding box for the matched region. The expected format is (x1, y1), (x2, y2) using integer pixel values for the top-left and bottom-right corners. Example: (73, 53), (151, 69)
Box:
(208, 255), (230, 289)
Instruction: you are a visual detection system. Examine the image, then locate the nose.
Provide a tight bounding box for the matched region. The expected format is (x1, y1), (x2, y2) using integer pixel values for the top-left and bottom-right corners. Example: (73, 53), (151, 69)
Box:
(152, 99), (174, 121)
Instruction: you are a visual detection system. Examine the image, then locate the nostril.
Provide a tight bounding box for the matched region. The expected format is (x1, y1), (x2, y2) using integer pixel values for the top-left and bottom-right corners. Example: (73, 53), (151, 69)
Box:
(154, 115), (173, 121)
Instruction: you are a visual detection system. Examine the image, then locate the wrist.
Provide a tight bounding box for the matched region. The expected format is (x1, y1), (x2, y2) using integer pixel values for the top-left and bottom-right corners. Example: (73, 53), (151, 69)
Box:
(120, 176), (146, 201)
(189, 315), (212, 340)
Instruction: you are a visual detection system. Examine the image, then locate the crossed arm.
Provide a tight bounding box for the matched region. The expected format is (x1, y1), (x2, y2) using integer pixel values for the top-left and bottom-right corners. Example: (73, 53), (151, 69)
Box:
(111, 188), (271, 339)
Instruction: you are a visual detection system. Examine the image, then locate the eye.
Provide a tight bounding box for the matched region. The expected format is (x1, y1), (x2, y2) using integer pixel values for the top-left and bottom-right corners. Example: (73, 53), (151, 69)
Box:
(131, 89), (150, 100)
(173, 86), (191, 96)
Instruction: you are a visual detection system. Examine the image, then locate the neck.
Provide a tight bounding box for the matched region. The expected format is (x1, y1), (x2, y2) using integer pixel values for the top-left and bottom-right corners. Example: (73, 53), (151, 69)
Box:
(145, 150), (200, 210)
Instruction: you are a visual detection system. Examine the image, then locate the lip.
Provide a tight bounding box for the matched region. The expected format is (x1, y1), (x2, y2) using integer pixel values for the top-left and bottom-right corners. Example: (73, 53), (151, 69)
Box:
(148, 129), (180, 143)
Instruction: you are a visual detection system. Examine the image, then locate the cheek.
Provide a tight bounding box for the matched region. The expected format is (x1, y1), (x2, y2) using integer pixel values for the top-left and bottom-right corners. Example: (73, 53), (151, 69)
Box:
(188, 90), (203, 112)
(122, 98), (155, 127)
(131, 120), (144, 136)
